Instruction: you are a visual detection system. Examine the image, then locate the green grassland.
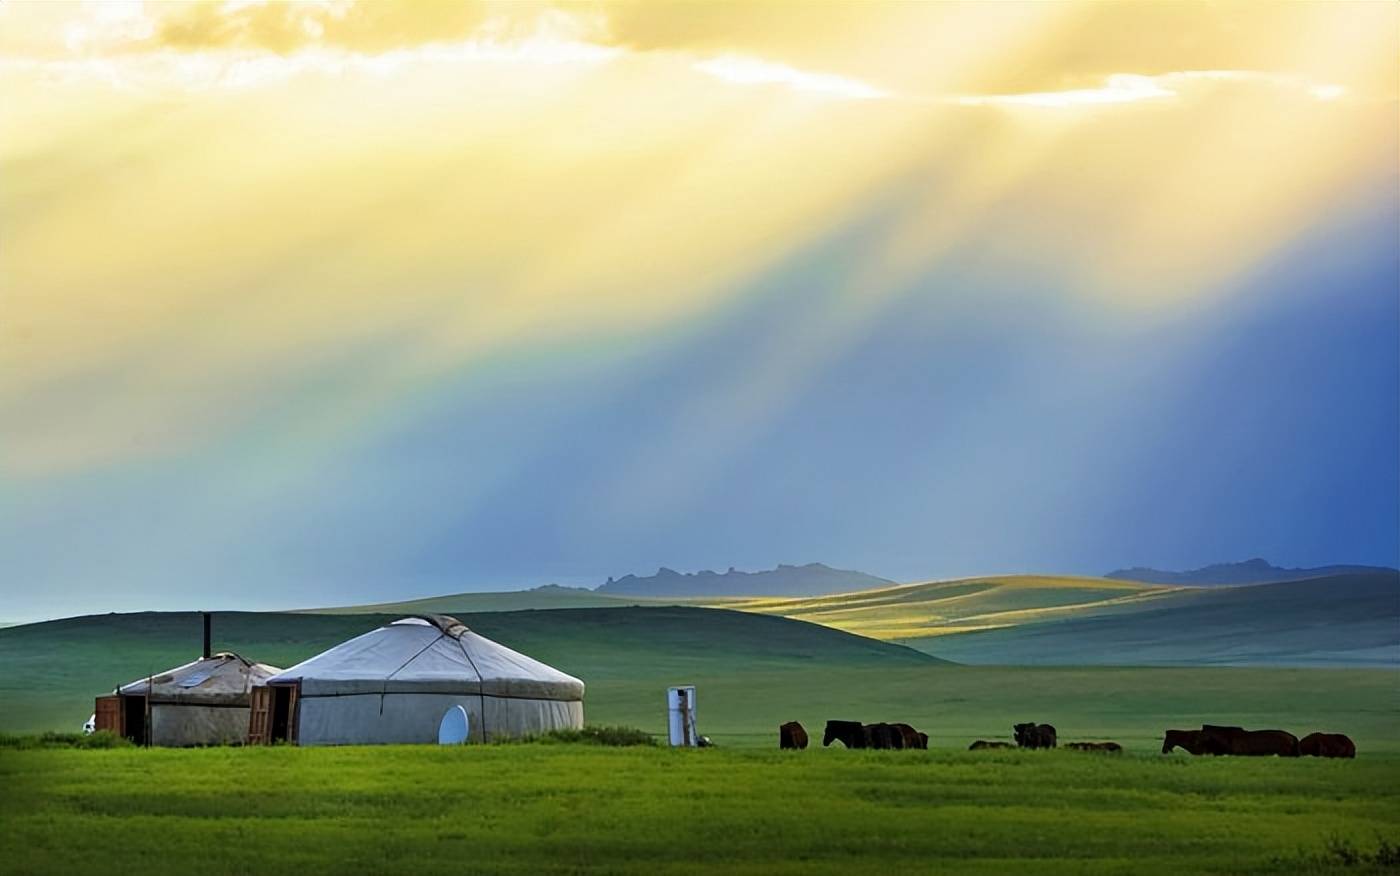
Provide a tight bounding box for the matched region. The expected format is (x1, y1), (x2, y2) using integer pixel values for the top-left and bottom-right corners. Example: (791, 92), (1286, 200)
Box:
(2, 607), (1396, 753)
(3, 744), (1398, 875)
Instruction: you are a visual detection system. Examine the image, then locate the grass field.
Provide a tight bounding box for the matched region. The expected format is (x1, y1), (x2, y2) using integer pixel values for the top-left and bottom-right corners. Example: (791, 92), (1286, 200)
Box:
(3, 745), (1398, 875)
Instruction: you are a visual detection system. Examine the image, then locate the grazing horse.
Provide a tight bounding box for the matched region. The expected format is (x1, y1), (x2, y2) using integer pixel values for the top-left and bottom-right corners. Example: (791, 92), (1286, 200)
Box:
(1202, 725), (1299, 757)
(779, 721), (808, 750)
(1162, 729), (1221, 755)
(1013, 722), (1057, 749)
(1299, 732), (1355, 759)
(891, 723), (923, 749)
(823, 720), (867, 749)
(1066, 742), (1123, 753)
(969, 740), (1014, 750)
(864, 722), (904, 749)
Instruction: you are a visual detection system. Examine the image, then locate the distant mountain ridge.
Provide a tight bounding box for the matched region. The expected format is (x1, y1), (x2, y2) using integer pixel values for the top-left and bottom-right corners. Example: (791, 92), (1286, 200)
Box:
(1106, 558), (1397, 586)
(597, 563), (893, 597)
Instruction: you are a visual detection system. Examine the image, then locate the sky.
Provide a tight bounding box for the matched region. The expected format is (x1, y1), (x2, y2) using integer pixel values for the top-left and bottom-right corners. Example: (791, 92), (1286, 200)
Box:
(1, 0), (1397, 621)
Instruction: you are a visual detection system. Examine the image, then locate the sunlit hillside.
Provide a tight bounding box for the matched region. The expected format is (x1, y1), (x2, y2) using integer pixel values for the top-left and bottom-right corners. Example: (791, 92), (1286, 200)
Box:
(705, 575), (1182, 642)
(706, 572), (1400, 667)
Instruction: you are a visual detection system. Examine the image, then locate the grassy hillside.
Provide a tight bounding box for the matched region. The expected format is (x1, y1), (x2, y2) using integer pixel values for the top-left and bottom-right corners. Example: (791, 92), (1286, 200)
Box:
(300, 586), (641, 615)
(707, 572), (1400, 667)
(0, 606), (939, 735)
(2, 606), (1396, 753)
(4, 745), (1398, 876)
(708, 575), (1182, 640)
(919, 572), (1400, 667)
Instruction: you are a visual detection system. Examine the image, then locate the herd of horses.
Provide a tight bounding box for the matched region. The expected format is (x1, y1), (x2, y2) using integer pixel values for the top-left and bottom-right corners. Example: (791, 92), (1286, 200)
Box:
(778, 720), (1355, 758)
(1162, 725), (1356, 758)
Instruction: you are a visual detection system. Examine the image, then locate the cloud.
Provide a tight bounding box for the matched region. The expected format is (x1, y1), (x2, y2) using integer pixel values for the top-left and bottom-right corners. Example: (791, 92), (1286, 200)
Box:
(692, 55), (886, 100)
(954, 74), (1174, 108)
(154, 0), (490, 54)
(953, 70), (1350, 110)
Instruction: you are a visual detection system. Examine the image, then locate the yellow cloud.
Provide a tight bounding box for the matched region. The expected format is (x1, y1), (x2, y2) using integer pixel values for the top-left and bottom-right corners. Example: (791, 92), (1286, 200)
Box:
(0, 0), (1394, 480)
(692, 54), (886, 100)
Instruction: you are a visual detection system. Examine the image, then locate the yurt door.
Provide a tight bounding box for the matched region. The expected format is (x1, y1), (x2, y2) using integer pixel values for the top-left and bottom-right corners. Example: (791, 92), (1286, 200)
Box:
(269, 684), (299, 743)
(247, 686), (273, 745)
(94, 695), (122, 736)
(121, 694), (148, 745)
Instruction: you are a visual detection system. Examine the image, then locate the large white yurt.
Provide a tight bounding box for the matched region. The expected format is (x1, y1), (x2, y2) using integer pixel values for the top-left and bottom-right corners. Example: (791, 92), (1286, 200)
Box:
(248, 615), (584, 746)
(96, 652), (283, 746)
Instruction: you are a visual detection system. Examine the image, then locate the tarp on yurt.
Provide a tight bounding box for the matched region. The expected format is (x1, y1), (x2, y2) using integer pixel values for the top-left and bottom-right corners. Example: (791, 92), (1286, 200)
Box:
(98, 652), (282, 746)
(250, 615), (584, 746)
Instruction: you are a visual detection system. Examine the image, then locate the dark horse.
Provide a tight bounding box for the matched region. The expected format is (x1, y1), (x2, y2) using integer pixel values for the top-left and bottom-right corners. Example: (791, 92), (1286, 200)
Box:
(1013, 722), (1057, 749)
(1201, 724), (1299, 757)
(892, 723), (926, 749)
(1162, 729), (1221, 755)
(1300, 732), (1355, 759)
(1066, 741), (1123, 753)
(779, 721), (808, 750)
(823, 720), (867, 749)
(969, 740), (1014, 750)
(864, 722), (904, 749)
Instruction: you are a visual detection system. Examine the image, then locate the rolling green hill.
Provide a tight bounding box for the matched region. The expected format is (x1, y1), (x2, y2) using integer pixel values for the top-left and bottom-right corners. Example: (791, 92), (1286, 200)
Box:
(706, 575), (1183, 640)
(0, 606), (941, 735)
(2, 603), (1397, 752)
(299, 585), (641, 615)
(704, 572), (1400, 667)
(919, 572), (1400, 666)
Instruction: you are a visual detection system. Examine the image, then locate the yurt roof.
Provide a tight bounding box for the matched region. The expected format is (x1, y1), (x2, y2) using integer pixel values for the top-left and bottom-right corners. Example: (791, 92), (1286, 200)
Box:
(267, 615), (585, 701)
(117, 652), (282, 705)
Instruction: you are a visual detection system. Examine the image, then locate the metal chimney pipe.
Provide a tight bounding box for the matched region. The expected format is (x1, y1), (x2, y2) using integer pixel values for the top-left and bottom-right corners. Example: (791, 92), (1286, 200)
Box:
(202, 611), (211, 659)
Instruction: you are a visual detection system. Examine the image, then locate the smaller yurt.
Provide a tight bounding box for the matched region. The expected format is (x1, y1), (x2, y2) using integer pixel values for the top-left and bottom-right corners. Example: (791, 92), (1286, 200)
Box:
(95, 651), (282, 746)
(249, 615), (584, 746)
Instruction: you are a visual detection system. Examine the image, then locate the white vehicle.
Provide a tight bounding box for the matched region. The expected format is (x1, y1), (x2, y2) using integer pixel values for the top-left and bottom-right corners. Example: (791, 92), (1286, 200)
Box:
(83, 714), (96, 735)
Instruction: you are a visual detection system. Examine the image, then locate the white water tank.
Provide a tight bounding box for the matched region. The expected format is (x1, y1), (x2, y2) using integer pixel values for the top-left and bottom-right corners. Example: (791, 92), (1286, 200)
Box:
(666, 685), (697, 747)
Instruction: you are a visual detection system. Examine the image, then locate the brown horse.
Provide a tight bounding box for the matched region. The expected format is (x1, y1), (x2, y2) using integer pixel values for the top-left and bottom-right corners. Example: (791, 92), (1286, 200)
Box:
(1162, 729), (1221, 755)
(1202, 725), (1299, 757)
(891, 723), (924, 749)
(779, 721), (808, 750)
(823, 720), (867, 749)
(1299, 732), (1356, 758)
(1067, 741), (1123, 753)
(864, 722), (904, 749)
(969, 740), (1014, 750)
(1013, 722), (1057, 749)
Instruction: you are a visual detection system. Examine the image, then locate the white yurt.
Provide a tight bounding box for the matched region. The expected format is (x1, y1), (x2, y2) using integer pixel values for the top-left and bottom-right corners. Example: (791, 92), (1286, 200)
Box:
(248, 615), (584, 746)
(96, 652), (283, 746)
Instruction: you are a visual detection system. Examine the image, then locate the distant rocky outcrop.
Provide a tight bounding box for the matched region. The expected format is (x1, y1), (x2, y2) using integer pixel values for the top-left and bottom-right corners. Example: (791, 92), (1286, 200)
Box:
(1106, 558), (1397, 586)
(529, 584), (593, 593)
(596, 563), (893, 598)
